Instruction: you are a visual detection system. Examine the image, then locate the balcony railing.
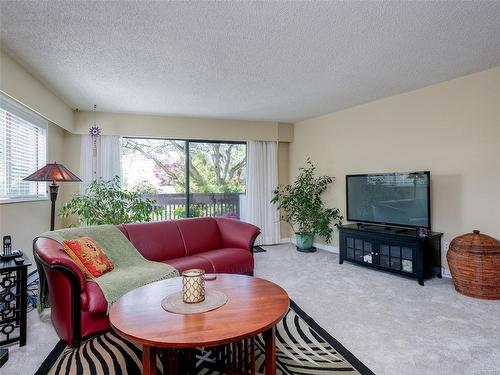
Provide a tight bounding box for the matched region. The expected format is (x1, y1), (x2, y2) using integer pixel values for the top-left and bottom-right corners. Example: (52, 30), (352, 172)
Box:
(146, 193), (242, 221)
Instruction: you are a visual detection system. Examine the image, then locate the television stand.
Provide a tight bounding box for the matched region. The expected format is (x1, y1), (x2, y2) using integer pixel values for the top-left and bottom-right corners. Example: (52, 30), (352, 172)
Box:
(394, 228), (415, 235)
(355, 223), (415, 235)
(339, 224), (443, 285)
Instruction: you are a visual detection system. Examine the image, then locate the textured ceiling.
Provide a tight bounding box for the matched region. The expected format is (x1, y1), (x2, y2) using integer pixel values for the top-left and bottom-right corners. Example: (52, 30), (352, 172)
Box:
(1, 1), (500, 122)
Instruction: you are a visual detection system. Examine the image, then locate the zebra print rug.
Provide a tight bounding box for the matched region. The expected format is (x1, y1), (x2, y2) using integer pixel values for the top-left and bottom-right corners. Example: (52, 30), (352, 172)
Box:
(36, 301), (374, 375)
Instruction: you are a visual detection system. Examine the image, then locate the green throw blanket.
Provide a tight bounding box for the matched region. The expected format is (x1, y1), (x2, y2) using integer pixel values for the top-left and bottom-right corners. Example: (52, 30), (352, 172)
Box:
(37, 225), (179, 313)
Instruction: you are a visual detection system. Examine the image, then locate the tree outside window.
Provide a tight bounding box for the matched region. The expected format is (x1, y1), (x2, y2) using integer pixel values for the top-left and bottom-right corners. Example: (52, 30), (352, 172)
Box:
(121, 138), (246, 194)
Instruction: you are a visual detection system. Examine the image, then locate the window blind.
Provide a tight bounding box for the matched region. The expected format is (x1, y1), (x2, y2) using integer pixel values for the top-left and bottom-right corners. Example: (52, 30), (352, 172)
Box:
(0, 94), (48, 201)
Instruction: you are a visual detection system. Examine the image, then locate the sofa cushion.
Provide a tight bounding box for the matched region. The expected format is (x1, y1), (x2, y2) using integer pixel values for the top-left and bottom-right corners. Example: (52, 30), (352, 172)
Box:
(164, 255), (215, 274)
(196, 248), (254, 275)
(81, 252), (218, 314)
(121, 221), (186, 261)
(176, 217), (222, 255)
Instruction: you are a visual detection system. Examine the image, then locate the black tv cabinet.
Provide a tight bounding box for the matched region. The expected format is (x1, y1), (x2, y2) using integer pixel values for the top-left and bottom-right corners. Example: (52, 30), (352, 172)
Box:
(339, 224), (443, 285)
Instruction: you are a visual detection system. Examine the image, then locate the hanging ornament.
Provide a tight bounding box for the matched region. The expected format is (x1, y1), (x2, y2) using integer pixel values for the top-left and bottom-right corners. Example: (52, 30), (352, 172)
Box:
(89, 125), (101, 137)
(88, 104), (102, 177)
(88, 104), (101, 158)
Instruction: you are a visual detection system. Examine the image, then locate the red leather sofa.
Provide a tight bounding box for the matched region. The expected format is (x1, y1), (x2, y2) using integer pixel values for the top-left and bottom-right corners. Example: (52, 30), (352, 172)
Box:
(34, 217), (260, 346)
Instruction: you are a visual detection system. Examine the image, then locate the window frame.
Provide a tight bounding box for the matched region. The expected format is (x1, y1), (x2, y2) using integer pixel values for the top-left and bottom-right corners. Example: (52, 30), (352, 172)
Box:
(0, 95), (49, 204)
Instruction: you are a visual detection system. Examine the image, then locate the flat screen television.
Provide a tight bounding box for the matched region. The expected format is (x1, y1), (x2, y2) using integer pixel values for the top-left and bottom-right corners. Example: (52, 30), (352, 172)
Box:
(346, 171), (430, 229)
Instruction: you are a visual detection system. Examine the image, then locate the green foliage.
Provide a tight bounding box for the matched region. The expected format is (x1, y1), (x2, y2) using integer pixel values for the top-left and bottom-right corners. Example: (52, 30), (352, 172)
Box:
(121, 139), (246, 194)
(59, 176), (160, 226)
(173, 205), (204, 218)
(271, 159), (343, 243)
(188, 143), (246, 193)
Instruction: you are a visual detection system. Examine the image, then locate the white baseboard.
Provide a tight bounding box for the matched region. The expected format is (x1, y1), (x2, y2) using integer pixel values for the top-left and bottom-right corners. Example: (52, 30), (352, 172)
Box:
(280, 237), (339, 253)
(280, 238), (450, 277)
(442, 267), (452, 278)
(312, 242), (339, 253)
(281, 238), (451, 278)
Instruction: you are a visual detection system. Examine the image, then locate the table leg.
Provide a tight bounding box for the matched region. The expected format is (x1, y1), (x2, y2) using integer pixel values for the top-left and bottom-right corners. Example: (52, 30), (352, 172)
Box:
(19, 267), (28, 347)
(143, 345), (157, 375)
(263, 326), (276, 375)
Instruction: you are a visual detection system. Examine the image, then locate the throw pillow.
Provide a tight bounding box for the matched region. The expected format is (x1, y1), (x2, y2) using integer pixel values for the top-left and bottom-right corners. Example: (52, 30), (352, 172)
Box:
(63, 237), (114, 278)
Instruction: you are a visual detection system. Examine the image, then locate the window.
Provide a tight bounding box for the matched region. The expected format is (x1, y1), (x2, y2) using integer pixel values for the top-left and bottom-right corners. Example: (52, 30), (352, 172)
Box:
(121, 138), (246, 219)
(0, 95), (47, 202)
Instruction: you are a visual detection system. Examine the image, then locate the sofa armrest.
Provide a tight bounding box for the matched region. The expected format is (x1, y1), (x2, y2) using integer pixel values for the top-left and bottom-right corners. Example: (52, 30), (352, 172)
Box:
(215, 217), (260, 251)
(34, 237), (88, 292)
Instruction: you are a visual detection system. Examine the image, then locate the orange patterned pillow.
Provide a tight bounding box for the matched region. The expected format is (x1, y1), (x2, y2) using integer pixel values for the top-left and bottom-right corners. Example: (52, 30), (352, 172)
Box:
(63, 237), (114, 278)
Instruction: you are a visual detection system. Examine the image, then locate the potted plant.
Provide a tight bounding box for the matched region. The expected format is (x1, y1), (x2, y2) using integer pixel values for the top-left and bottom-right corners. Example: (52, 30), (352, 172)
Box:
(59, 176), (160, 226)
(271, 159), (343, 252)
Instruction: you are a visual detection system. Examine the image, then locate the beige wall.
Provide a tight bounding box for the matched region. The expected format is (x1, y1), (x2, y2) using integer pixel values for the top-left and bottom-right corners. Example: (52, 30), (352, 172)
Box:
(0, 123), (71, 266)
(0, 50), (76, 268)
(0, 50), (74, 131)
(60, 132), (82, 211)
(290, 67), (500, 269)
(74, 111), (293, 142)
(277, 123), (294, 142)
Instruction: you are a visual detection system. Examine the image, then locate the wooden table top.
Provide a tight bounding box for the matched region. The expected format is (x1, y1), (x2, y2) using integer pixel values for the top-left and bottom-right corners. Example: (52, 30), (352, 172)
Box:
(109, 274), (289, 348)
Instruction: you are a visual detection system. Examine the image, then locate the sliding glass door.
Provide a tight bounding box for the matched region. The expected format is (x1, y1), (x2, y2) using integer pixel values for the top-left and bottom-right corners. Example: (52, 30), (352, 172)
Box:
(121, 138), (246, 220)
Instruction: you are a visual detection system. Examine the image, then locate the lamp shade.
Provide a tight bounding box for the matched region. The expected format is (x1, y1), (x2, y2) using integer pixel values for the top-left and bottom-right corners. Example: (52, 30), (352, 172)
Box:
(23, 162), (81, 182)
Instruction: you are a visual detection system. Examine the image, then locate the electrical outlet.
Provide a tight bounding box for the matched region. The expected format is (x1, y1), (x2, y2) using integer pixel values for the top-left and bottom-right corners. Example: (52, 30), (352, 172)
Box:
(443, 241), (449, 252)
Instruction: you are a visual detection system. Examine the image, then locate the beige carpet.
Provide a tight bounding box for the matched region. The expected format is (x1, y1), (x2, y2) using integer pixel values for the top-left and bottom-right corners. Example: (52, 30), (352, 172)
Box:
(3, 243), (500, 375)
(255, 244), (500, 375)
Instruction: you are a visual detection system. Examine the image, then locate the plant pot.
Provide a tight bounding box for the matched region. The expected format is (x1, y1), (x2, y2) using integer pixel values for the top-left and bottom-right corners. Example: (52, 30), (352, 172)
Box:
(295, 232), (316, 252)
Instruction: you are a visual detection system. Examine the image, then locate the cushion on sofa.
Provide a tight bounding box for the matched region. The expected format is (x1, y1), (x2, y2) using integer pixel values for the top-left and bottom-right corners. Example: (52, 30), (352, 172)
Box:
(175, 217), (222, 255)
(120, 221), (186, 261)
(62, 237), (114, 278)
(81, 254), (218, 314)
(196, 248), (254, 275)
(163, 255), (215, 274)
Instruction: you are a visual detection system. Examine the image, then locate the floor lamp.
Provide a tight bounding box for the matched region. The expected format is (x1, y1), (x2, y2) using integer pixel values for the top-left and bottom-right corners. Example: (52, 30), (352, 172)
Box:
(23, 162), (81, 231)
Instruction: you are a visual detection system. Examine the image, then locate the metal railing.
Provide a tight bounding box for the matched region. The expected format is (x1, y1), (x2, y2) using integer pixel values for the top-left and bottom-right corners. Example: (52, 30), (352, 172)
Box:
(146, 193), (242, 221)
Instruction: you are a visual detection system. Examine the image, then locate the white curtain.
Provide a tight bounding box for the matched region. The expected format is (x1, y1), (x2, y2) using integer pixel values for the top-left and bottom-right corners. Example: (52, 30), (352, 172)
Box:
(80, 135), (122, 193)
(244, 141), (280, 245)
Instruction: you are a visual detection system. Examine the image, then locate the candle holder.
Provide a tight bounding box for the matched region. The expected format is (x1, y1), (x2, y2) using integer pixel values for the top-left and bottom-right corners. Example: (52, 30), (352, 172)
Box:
(182, 269), (205, 304)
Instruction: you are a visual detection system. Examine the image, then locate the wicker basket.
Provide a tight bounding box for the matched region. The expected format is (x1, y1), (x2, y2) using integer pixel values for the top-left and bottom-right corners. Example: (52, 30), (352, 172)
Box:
(447, 230), (500, 300)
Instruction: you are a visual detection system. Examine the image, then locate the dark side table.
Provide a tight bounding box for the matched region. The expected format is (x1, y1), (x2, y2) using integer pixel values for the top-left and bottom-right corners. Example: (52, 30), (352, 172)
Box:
(0, 254), (31, 367)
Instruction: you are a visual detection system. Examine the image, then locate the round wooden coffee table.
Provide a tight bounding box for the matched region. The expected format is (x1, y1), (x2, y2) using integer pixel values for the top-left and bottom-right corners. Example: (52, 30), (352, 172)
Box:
(109, 274), (289, 375)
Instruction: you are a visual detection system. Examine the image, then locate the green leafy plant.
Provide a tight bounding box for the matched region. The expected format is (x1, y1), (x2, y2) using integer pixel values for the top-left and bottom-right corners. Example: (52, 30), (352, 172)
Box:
(271, 159), (343, 243)
(59, 176), (160, 226)
(173, 204), (204, 218)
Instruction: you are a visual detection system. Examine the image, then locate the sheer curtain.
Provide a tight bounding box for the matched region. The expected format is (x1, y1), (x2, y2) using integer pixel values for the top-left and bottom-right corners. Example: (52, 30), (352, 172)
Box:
(80, 135), (122, 193)
(244, 141), (280, 245)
